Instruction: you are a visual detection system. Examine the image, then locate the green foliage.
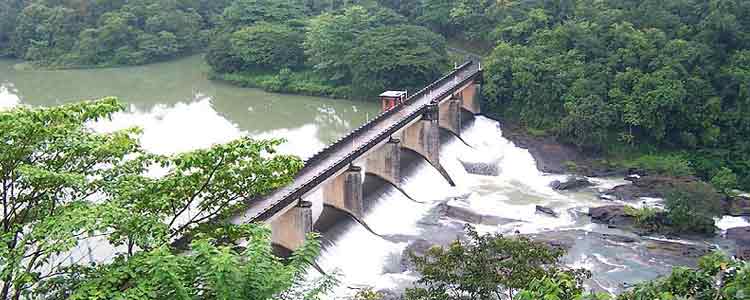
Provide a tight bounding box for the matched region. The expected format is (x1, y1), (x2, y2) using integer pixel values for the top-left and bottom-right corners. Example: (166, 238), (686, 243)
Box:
(207, 4), (447, 98)
(471, 0), (750, 190)
(354, 288), (384, 300)
(617, 252), (750, 300)
(623, 206), (663, 232)
(664, 182), (722, 235)
(348, 25), (448, 96)
(515, 272), (611, 300)
(211, 68), (353, 99)
(405, 226), (588, 300)
(62, 227), (328, 300)
(221, 0), (306, 30)
(0, 99), (310, 299)
(625, 155), (694, 177)
(8, 0), (216, 67)
(710, 167), (738, 195)
(230, 23), (305, 70)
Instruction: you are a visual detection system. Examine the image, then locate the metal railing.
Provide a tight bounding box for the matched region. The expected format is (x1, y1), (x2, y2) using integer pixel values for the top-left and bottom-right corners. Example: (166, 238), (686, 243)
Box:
(245, 61), (481, 221)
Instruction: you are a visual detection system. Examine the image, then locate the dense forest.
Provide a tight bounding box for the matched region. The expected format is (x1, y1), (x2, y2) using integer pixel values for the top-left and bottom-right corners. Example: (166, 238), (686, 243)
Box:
(2, 0), (750, 299)
(0, 0), (450, 98)
(425, 0), (750, 192)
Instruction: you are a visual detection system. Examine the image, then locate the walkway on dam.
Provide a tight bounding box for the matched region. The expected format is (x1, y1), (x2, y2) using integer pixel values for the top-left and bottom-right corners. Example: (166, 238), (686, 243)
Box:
(239, 61), (482, 222)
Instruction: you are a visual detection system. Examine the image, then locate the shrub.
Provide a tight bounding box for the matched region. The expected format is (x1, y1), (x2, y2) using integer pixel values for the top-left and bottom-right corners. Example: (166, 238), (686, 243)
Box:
(627, 155), (694, 177)
(405, 225), (587, 300)
(664, 181), (722, 235)
(710, 167), (738, 195)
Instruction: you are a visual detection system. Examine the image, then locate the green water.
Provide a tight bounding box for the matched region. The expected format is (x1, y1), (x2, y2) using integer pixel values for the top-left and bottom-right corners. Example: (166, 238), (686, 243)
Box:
(0, 55), (380, 156)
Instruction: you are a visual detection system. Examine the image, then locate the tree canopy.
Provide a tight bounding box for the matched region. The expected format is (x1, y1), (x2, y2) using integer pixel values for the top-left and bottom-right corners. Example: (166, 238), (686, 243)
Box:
(0, 99), (328, 300)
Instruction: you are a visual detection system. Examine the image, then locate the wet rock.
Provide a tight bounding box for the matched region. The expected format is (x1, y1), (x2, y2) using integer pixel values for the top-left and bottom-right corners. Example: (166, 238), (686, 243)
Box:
(524, 230), (578, 250)
(724, 194), (750, 217)
(588, 205), (635, 227)
(726, 227), (750, 260)
(551, 176), (593, 191)
(460, 160), (500, 176)
(600, 233), (638, 244)
(625, 174), (641, 182)
(726, 226), (750, 241)
(535, 205), (559, 218)
(498, 122), (626, 176)
(438, 203), (520, 226)
(643, 238), (712, 259)
(603, 176), (703, 201)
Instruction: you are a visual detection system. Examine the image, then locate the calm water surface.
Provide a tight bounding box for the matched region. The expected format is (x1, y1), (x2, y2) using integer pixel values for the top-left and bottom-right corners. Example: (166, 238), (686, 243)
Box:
(0, 55), (379, 157)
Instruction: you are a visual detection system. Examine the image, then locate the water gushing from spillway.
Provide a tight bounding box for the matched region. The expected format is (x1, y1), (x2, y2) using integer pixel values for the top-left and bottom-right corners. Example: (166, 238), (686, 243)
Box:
(307, 116), (747, 298)
(308, 117), (582, 297)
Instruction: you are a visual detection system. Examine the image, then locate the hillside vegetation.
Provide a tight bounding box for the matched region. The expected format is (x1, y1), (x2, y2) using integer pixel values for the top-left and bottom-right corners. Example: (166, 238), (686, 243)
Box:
(378, 0), (750, 191)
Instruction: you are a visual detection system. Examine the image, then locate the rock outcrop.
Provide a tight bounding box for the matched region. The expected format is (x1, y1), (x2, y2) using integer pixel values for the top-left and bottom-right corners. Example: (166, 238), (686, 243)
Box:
(589, 205), (635, 227)
(535, 205), (559, 217)
(550, 176), (594, 191)
(726, 226), (750, 260)
(460, 160), (500, 176)
(437, 202), (520, 226)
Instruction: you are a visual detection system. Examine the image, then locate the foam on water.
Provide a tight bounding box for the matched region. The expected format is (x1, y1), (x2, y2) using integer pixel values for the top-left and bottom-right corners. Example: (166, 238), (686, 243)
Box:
(0, 82), (20, 110)
(716, 216), (750, 231)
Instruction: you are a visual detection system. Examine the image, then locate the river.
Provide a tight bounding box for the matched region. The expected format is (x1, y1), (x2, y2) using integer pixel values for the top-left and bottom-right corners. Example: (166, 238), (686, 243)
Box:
(0, 55), (379, 157)
(2, 55), (748, 298)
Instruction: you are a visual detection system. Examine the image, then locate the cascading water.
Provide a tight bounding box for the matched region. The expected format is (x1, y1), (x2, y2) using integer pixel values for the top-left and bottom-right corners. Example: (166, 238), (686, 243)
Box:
(308, 116), (749, 298)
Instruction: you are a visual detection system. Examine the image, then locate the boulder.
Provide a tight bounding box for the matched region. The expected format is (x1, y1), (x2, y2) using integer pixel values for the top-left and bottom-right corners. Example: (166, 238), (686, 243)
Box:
(460, 160), (500, 176)
(438, 203), (520, 226)
(400, 239), (435, 272)
(726, 226), (750, 259)
(726, 226), (750, 241)
(551, 176), (593, 191)
(535, 205), (559, 218)
(588, 205), (635, 227)
(603, 176), (703, 201)
(643, 238), (712, 259)
(724, 195), (750, 217)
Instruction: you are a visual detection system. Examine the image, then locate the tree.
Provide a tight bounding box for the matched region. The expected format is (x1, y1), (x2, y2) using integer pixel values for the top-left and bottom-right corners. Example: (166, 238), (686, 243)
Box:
(405, 226), (587, 300)
(514, 272), (610, 300)
(304, 6), (377, 83)
(710, 167), (738, 195)
(348, 25), (448, 95)
(0, 99), (310, 299)
(55, 227), (327, 300)
(230, 23), (305, 70)
(664, 181), (723, 235)
(221, 0), (306, 30)
(617, 252), (750, 300)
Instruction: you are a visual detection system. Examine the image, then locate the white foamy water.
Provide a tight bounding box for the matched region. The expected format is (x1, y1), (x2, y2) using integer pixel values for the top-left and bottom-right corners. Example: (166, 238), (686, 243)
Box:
(716, 216), (750, 231)
(309, 117), (593, 297)
(0, 82), (20, 110)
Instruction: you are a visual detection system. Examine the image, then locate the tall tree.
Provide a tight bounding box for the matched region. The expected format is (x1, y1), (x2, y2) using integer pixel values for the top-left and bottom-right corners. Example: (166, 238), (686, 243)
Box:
(0, 99), (313, 299)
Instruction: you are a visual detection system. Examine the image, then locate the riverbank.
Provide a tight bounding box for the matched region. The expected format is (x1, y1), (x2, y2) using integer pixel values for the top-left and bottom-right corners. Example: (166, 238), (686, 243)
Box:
(496, 119), (750, 258)
(497, 121), (626, 177)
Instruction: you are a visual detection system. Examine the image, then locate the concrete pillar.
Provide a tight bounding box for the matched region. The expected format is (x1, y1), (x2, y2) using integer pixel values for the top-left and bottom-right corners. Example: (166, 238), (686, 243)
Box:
(439, 98), (462, 135)
(271, 200), (312, 251)
(461, 82), (481, 114)
(366, 138), (401, 187)
(402, 104), (440, 165)
(323, 165), (363, 217)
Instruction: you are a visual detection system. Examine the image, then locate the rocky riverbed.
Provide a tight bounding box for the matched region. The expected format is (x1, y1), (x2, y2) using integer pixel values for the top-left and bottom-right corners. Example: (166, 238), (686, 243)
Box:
(380, 121), (750, 295)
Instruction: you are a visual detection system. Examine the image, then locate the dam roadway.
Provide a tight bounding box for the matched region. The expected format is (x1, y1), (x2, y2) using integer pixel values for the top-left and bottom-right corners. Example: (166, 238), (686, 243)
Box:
(236, 61), (482, 225)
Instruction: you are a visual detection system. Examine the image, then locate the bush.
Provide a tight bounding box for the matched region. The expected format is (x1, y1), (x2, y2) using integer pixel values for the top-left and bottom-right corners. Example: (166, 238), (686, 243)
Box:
(627, 155), (694, 177)
(710, 167), (738, 195)
(624, 206), (663, 232)
(664, 182), (722, 235)
(405, 225), (587, 300)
